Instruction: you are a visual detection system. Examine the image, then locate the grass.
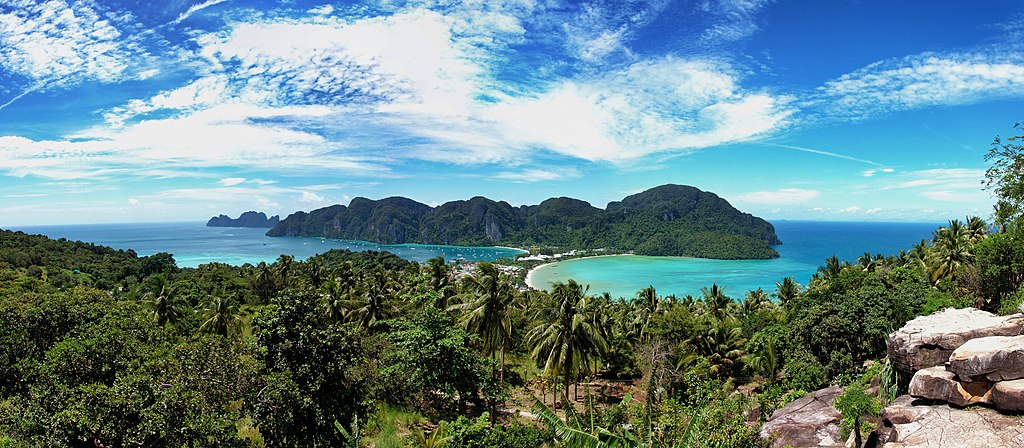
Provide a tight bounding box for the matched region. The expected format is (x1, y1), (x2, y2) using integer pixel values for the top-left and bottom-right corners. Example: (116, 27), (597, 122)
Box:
(366, 406), (426, 448)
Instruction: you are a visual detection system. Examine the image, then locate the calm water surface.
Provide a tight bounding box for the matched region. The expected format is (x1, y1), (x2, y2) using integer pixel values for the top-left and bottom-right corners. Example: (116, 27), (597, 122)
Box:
(527, 221), (941, 299)
(10, 222), (525, 268)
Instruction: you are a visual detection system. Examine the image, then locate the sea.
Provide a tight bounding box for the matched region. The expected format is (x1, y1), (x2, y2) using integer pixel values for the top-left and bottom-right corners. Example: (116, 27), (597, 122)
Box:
(9, 221), (525, 267)
(526, 220), (942, 299)
(9, 220), (941, 299)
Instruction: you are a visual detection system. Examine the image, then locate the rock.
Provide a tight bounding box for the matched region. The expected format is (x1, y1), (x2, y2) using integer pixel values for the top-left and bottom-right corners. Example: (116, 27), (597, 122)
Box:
(949, 335), (1024, 382)
(888, 308), (1024, 375)
(908, 366), (991, 407)
(990, 378), (1024, 412)
(759, 386), (844, 448)
(878, 395), (1024, 447)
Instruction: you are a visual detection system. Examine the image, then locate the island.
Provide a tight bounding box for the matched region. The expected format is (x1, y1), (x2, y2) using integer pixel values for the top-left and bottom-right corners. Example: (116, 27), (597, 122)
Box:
(206, 211), (280, 228)
(266, 184), (781, 259)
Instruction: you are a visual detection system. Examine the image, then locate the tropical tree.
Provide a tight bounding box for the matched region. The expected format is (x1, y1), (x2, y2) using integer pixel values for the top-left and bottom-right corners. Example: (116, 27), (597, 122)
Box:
(304, 258), (328, 289)
(198, 296), (241, 337)
(773, 277), (800, 311)
(528, 280), (608, 407)
(448, 261), (519, 382)
(681, 317), (747, 379)
(927, 219), (975, 284)
(144, 276), (182, 326)
(274, 254), (294, 289)
(251, 261), (277, 304)
(699, 284), (731, 320)
(983, 121), (1024, 229)
(424, 256), (453, 304)
(345, 269), (396, 329)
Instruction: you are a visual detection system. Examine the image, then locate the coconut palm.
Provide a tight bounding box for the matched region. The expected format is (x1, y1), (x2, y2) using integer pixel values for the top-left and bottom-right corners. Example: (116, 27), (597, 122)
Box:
(345, 269), (397, 330)
(773, 277), (800, 311)
(251, 261), (277, 304)
(198, 296), (241, 337)
(304, 258), (328, 289)
(700, 284), (731, 320)
(145, 279), (182, 326)
(681, 317), (747, 378)
(528, 279), (608, 407)
(630, 286), (661, 344)
(928, 220), (974, 284)
(814, 255), (846, 284)
(448, 261), (519, 382)
(274, 254), (295, 288)
(966, 215), (989, 243)
(740, 288), (768, 319)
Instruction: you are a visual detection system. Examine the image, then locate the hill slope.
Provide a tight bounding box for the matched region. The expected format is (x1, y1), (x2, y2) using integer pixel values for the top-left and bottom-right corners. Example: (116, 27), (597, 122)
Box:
(267, 184), (781, 259)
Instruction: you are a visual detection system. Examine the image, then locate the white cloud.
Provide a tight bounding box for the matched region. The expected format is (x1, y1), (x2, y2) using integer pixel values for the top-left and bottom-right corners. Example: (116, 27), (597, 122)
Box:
(300, 191), (325, 203)
(735, 188), (819, 204)
(701, 0), (770, 43)
(817, 53), (1024, 120)
(218, 177), (246, 186)
(921, 190), (989, 203)
(839, 206), (861, 213)
(0, 0), (152, 98)
(493, 168), (582, 183)
(865, 208), (882, 214)
(308, 5), (334, 16)
(482, 58), (793, 161)
(127, 198), (139, 205)
(171, 0), (228, 25)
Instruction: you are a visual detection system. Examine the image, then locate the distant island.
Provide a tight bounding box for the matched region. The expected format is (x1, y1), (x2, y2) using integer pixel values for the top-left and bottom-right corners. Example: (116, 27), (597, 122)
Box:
(207, 211), (280, 228)
(267, 185), (781, 259)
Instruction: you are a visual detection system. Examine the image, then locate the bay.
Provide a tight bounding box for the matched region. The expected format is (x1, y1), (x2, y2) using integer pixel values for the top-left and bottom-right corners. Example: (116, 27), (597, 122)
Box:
(526, 220), (942, 299)
(9, 221), (525, 268)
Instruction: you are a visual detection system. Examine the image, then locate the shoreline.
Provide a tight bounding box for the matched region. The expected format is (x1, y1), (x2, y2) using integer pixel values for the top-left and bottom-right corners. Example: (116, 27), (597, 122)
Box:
(524, 253), (633, 291)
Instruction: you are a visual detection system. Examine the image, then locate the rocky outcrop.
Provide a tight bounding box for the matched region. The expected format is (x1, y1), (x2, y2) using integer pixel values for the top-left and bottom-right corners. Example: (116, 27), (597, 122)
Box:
(948, 335), (1024, 382)
(876, 395), (1024, 447)
(887, 308), (1024, 375)
(759, 386), (844, 448)
(207, 211), (280, 228)
(908, 366), (991, 408)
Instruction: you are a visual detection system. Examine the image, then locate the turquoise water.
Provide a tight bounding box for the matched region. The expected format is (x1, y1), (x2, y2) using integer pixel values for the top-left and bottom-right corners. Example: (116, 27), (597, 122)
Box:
(527, 221), (942, 299)
(9, 222), (525, 268)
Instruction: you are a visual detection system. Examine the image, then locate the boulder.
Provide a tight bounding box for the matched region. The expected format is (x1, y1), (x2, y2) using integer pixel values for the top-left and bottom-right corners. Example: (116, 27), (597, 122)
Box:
(878, 395), (1024, 447)
(949, 335), (1024, 382)
(908, 366), (991, 407)
(888, 308), (1024, 375)
(990, 378), (1024, 412)
(759, 386), (844, 448)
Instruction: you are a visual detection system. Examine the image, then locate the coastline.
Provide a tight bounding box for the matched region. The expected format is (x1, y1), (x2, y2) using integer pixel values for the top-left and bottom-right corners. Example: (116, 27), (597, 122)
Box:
(524, 253), (633, 291)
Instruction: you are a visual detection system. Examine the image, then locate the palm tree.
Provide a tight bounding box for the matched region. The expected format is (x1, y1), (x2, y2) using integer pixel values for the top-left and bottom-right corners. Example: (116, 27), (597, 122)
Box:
(680, 317), (747, 378)
(304, 258), (328, 289)
(345, 269), (396, 330)
(928, 220), (974, 284)
(743, 338), (780, 382)
(145, 279), (182, 326)
(322, 278), (353, 324)
(528, 280), (608, 407)
(274, 254), (294, 289)
(700, 284), (731, 320)
(814, 255), (846, 284)
(424, 256), (452, 300)
(251, 261), (277, 304)
(631, 286), (661, 344)
(966, 215), (989, 243)
(740, 289), (768, 319)
(773, 277), (800, 311)
(448, 261), (519, 382)
(198, 296), (241, 337)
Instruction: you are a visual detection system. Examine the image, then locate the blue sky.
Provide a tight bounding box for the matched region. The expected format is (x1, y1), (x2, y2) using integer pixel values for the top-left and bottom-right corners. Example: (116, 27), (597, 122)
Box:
(0, 0), (1022, 225)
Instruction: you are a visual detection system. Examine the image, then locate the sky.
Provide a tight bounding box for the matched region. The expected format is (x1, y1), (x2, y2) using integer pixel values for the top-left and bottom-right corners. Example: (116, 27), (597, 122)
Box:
(0, 0), (1022, 226)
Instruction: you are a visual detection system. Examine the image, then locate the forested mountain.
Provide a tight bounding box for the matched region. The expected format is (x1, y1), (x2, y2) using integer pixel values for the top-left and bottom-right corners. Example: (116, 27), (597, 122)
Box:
(207, 211), (280, 228)
(267, 184), (781, 259)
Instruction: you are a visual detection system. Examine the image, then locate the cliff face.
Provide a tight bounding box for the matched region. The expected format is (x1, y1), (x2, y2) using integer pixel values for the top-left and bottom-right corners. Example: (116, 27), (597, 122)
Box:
(266, 184), (782, 259)
(206, 211), (280, 228)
